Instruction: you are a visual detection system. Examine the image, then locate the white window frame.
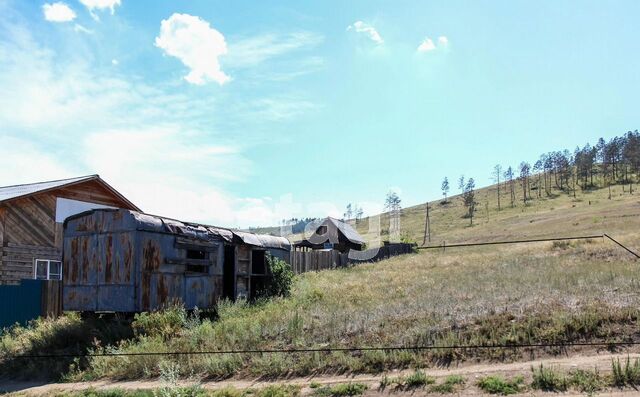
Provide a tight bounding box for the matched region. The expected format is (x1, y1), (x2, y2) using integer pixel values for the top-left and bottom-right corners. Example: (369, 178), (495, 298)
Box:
(34, 259), (63, 280)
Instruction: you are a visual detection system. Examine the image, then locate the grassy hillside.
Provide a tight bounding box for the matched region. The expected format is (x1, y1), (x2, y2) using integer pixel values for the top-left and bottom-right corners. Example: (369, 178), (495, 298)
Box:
(282, 177), (640, 249)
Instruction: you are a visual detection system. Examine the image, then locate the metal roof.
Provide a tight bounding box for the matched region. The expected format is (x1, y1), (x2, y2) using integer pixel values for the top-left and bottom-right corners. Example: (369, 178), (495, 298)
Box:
(66, 208), (291, 251)
(0, 175), (95, 202)
(0, 175), (140, 211)
(326, 217), (365, 244)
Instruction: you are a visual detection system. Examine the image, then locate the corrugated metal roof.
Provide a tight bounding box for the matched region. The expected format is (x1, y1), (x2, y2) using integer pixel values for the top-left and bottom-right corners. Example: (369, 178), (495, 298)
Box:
(0, 175), (97, 202)
(326, 217), (365, 244)
(67, 208), (291, 250)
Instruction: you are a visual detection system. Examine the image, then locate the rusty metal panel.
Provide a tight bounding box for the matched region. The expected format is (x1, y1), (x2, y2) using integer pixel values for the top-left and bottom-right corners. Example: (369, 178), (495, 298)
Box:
(185, 275), (222, 308)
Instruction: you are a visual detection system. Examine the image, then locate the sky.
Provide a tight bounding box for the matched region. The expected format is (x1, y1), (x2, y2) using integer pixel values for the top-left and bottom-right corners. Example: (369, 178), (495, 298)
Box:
(1, 0), (639, 228)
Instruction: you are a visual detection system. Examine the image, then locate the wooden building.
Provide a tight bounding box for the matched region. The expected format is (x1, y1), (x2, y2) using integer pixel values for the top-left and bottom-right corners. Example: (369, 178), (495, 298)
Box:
(293, 217), (365, 253)
(0, 175), (139, 284)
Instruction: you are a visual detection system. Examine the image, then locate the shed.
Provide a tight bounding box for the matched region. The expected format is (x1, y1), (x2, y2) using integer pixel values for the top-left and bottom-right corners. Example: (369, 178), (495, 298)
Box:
(293, 217), (365, 253)
(63, 208), (291, 312)
(0, 175), (139, 285)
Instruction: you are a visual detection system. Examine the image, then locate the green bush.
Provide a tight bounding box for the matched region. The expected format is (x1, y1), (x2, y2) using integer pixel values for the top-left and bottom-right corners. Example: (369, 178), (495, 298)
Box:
(531, 364), (568, 392)
(403, 370), (435, 388)
(429, 375), (465, 393)
(477, 375), (524, 395)
(568, 369), (603, 395)
(612, 357), (640, 387)
(262, 255), (294, 298)
(312, 383), (367, 397)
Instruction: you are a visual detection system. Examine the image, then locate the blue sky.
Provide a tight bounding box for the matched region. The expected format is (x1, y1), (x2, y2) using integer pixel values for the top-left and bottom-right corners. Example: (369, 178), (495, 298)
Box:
(1, 0), (639, 227)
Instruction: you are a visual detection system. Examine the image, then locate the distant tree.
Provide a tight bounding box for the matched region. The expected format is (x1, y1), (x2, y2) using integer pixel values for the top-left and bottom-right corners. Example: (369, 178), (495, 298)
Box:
(355, 206), (364, 223)
(458, 175), (465, 201)
(384, 191), (402, 212)
(492, 164), (502, 210)
(519, 162), (531, 203)
(344, 203), (353, 220)
(385, 191), (402, 241)
(504, 166), (515, 207)
(463, 178), (476, 225)
(441, 177), (450, 203)
(533, 159), (543, 198)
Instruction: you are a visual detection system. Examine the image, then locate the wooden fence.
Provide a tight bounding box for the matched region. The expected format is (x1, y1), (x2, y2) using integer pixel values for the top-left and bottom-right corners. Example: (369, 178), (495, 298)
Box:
(290, 243), (414, 274)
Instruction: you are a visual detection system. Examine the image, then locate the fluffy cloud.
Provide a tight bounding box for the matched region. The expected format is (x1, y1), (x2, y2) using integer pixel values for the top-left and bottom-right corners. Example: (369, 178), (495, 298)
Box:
(79, 0), (120, 14)
(42, 2), (76, 22)
(347, 21), (383, 45)
(417, 35), (449, 53)
(155, 13), (230, 85)
(417, 38), (435, 52)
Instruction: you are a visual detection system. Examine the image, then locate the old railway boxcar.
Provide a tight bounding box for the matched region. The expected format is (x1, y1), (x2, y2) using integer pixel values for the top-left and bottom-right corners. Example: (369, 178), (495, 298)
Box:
(63, 209), (290, 312)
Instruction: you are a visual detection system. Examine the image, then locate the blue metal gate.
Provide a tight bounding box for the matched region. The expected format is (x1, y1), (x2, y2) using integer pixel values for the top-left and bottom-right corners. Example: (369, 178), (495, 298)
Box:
(0, 279), (44, 329)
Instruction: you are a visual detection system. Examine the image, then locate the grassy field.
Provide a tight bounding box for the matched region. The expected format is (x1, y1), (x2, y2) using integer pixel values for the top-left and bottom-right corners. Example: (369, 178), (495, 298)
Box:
(1, 181), (639, 383)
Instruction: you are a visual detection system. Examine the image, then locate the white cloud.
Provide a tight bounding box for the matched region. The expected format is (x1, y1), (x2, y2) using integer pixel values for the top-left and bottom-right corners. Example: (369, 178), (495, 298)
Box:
(347, 21), (383, 45)
(155, 13), (230, 85)
(111, 59), (118, 65)
(79, 0), (120, 18)
(42, 2), (76, 22)
(417, 35), (450, 53)
(73, 23), (93, 34)
(417, 38), (436, 52)
(224, 32), (324, 68)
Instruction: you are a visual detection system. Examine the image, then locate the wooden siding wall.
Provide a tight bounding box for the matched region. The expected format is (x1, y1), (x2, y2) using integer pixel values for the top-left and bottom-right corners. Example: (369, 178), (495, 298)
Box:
(0, 180), (135, 284)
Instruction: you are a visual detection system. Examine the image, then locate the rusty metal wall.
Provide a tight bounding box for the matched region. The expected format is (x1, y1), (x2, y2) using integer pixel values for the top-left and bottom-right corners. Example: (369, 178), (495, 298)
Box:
(64, 210), (225, 312)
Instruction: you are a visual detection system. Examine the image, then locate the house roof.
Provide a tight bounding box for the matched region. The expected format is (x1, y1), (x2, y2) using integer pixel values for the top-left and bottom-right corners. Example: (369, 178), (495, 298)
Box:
(325, 217), (365, 245)
(0, 175), (140, 211)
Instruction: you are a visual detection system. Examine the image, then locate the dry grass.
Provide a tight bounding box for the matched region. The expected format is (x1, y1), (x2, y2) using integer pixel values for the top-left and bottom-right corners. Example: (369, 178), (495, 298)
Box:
(73, 234), (640, 380)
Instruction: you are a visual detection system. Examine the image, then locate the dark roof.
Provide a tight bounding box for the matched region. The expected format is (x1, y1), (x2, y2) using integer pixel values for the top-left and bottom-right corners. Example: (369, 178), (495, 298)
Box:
(66, 208), (291, 251)
(325, 217), (365, 244)
(0, 175), (140, 211)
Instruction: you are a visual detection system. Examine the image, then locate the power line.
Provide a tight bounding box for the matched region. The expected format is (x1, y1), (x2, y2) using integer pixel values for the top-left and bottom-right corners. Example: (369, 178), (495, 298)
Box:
(417, 235), (604, 250)
(7, 340), (640, 360)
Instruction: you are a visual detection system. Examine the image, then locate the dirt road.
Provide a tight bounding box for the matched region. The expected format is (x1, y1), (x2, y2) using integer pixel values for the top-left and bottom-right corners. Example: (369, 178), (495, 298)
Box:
(4, 351), (640, 396)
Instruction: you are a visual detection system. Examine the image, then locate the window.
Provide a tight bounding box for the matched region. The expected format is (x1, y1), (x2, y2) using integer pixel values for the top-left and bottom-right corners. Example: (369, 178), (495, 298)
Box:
(316, 225), (328, 235)
(34, 260), (62, 280)
(186, 249), (206, 260)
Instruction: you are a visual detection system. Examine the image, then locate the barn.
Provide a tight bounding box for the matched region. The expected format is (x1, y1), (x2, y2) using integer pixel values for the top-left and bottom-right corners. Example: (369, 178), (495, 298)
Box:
(0, 175), (140, 285)
(293, 217), (365, 253)
(63, 208), (291, 312)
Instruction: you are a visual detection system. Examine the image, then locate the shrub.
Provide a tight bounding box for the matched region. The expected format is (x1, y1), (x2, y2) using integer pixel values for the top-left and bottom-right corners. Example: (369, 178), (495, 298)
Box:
(569, 368), (603, 395)
(132, 305), (188, 339)
(429, 375), (465, 393)
(530, 364), (568, 391)
(255, 385), (300, 397)
(403, 369), (435, 388)
(477, 375), (524, 395)
(262, 255), (294, 298)
(312, 383), (368, 397)
(612, 357), (640, 387)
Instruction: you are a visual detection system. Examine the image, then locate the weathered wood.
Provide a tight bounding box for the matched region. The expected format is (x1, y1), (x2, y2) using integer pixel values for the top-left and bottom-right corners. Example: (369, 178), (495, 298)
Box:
(41, 280), (63, 318)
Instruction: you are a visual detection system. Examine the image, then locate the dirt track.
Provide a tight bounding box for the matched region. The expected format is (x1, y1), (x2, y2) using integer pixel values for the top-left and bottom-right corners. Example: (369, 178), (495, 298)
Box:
(4, 351), (640, 396)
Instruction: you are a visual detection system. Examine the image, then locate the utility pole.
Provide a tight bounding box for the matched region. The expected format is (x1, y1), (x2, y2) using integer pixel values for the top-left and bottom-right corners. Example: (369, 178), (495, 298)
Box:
(422, 202), (431, 245)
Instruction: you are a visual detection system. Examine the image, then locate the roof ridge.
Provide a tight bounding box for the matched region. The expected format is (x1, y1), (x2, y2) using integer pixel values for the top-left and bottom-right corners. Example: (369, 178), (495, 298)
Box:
(0, 174), (98, 190)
